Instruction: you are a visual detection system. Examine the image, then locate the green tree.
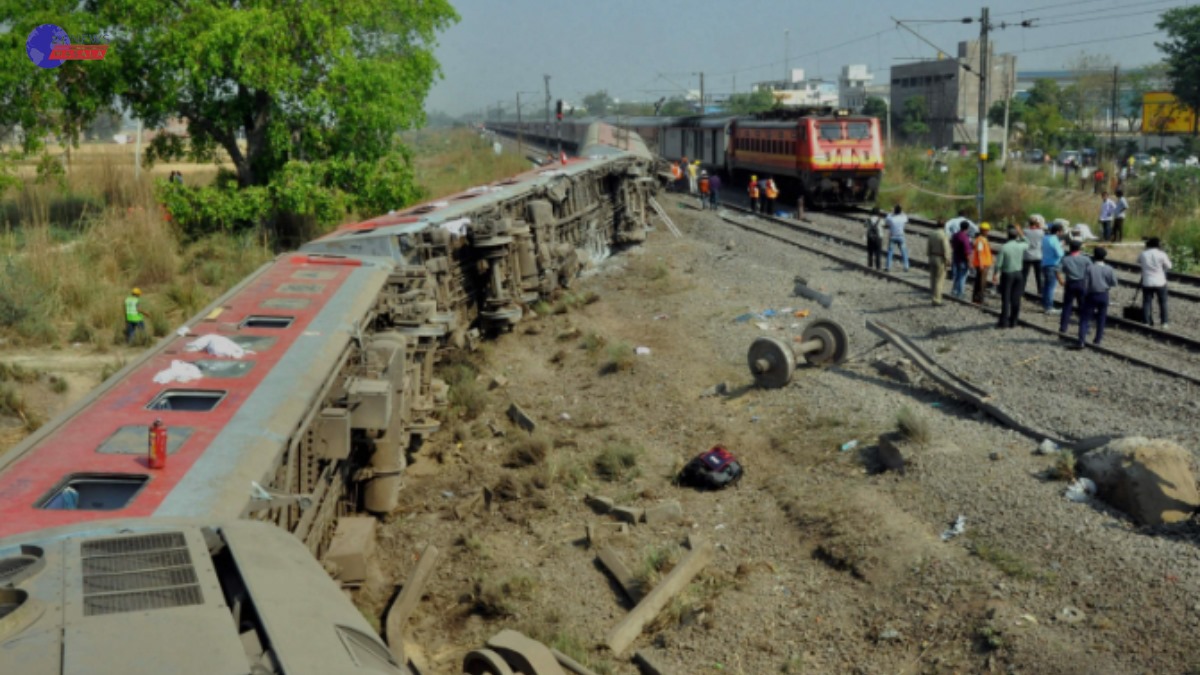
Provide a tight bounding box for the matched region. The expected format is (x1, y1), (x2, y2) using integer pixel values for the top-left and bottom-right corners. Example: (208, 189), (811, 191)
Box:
(1, 0), (458, 239)
(725, 89), (776, 115)
(1122, 64), (1166, 132)
(862, 96), (888, 119)
(987, 97), (1026, 129)
(1025, 78), (1062, 110)
(660, 97), (695, 116)
(1023, 103), (1067, 150)
(612, 101), (655, 116)
(582, 90), (613, 117)
(900, 96), (929, 138)
(1157, 6), (1200, 134)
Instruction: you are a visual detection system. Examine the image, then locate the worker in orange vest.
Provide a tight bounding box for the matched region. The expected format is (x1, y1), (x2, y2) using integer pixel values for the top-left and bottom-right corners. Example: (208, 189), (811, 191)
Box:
(764, 177), (779, 216)
(670, 161), (683, 192)
(971, 222), (994, 305)
(698, 171), (710, 210)
(748, 175), (760, 213)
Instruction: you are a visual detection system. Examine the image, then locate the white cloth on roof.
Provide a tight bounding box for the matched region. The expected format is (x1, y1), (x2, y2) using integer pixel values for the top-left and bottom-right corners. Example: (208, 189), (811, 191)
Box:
(153, 360), (203, 384)
(185, 334), (252, 359)
(1070, 223), (1099, 241)
(439, 217), (470, 237)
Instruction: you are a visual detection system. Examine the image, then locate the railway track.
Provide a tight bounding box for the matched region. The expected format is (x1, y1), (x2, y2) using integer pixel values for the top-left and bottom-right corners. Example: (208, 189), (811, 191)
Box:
(709, 202), (1200, 388)
(846, 205), (1200, 302)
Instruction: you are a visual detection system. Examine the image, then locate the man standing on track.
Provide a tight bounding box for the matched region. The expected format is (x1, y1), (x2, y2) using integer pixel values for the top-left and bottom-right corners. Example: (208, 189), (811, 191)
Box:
(927, 217), (952, 306)
(950, 219), (972, 299)
(1022, 214), (1045, 296)
(992, 225), (1028, 328)
(971, 222), (993, 305)
(1057, 240), (1091, 333)
(884, 204), (910, 273)
(1040, 223), (1065, 315)
(1098, 191), (1116, 242)
(670, 161), (683, 192)
(1113, 189), (1129, 242)
(748, 175), (760, 213)
(687, 160), (699, 194)
(708, 172), (722, 210)
(698, 171), (710, 210)
(1138, 237), (1172, 329)
(764, 176), (779, 216)
(865, 208), (885, 271)
(1072, 247), (1118, 349)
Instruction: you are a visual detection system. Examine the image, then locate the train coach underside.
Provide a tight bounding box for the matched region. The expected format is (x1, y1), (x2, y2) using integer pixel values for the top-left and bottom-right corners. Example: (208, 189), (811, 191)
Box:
(797, 169), (881, 207)
(261, 158), (656, 558)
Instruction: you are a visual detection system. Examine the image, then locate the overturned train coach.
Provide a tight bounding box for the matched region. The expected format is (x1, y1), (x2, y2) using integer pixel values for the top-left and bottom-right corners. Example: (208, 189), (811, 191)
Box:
(0, 123), (659, 674)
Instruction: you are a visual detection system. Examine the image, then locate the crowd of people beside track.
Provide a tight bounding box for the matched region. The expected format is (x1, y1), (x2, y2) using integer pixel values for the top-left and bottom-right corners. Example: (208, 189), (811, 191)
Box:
(865, 204), (1174, 348)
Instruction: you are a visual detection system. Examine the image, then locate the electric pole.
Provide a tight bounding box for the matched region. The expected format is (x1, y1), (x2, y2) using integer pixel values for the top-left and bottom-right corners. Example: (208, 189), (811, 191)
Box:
(693, 72), (705, 114)
(544, 74), (551, 133)
(1001, 63), (1012, 169)
(1110, 65), (1119, 163)
(975, 6), (989, 222)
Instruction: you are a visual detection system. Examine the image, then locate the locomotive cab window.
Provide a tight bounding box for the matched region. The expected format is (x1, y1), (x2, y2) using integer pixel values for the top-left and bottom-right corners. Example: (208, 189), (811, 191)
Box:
(847, 123), (872, 140)
(819, 124), (843, 141)
(147, 389), (227, 412)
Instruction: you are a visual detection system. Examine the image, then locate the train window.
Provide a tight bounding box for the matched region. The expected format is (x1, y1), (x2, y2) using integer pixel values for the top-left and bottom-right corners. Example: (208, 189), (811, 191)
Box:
(275, 283), (325, 294)
(261, 298), (310, 310)
(146, 389), (227, 412)
(847, 123), (871, 140)
(38, 473), (150, 511)
(292, 270), (336, 281)
(818, 124), (843, 141)
(226, 335), (276, 352)
(97, 426), (194, 455)
(240, 315), (294, 329)
(194, 360), (256, 378)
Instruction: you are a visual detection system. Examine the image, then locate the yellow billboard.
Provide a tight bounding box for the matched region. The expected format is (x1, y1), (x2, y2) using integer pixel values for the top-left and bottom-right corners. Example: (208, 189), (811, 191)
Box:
(1142, 91), (1196, 135)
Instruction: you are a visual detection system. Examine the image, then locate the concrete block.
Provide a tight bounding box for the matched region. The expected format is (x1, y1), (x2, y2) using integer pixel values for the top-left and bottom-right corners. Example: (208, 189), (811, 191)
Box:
(507, 402), (536, 433)
(325, 516), (377, 584)
(489, 375), (508, 390)
(612, 506), (643, 524)
(585, 494), (615, 514)
(642, 500), (683, 525)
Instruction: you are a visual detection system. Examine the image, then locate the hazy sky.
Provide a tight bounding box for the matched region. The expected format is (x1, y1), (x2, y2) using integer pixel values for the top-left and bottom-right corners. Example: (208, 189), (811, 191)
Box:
(425, 0), (1188, 116)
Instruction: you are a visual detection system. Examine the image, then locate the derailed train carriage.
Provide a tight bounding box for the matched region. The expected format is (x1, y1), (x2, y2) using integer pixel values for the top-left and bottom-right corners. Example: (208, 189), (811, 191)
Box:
(0, 123), (659, 674)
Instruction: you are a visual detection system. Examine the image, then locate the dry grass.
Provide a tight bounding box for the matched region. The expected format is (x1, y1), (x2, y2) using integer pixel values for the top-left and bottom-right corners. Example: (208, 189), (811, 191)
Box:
(896, 406), (931, 446)
(603, 342), (635, 373)
(405, 128), (532, 200)
(593, 443), (641, 481)
(506, 435), (550, 468)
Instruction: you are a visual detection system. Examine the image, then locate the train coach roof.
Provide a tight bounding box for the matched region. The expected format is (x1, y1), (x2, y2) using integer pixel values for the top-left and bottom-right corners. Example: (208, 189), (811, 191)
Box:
(0, 254), (393, 538)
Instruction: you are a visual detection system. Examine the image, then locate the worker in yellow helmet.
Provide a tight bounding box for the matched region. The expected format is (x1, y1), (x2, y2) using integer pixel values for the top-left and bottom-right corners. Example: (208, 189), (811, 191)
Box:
(686, 160), (699, 194)
(124, 288), (150, 345)
(748, 175), (760, 213)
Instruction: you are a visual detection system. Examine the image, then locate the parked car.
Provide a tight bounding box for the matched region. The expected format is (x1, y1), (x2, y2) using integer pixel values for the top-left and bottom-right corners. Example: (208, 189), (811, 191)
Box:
(1133, 152), (1152, 167)
(1027, 148), (1045, 164)
(1058, 149), (1081, 166)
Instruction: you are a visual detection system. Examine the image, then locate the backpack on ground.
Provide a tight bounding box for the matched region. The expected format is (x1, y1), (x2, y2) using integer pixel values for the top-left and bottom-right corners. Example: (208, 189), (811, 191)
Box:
(678, 446), (743, 490)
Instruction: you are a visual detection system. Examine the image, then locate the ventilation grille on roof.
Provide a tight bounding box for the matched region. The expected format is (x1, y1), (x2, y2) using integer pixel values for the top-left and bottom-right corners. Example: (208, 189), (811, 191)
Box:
(81, 532), (204, 616)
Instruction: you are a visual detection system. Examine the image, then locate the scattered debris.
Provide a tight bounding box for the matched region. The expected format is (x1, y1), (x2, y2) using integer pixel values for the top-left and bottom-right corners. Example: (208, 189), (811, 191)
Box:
(633, 650), (672, 675)
(485, 629), (567, 675)
(597, 546), (641, 604)
(877, 628), (903, 642)
(605, 537), (715, 656)
(1064, 477), (1097, 503)
(940, 515), (966, 541)
(677, 446), (744, 490)
(643, 500), (683, 525)
(325, 516), (377, 585)
(754, 321), (770, 331)
(988, 450), (1003, 461)
(839, 439), (859, 453)
(1079, 437), (1200, 525)
(793, 309), (810, 318)
(552, 648), (602, 675)
(1036, 439), (1060, 455)
(877, 432), (911, 473)
(653, 314), (669, 320)
(486, 419), (507, 438)
(635, 346), (651, 355)
(700, 381), (729, 398)
(559, 412), (572, 421)
(384, 544), (440, 661)
(792, 276), (834, 309)
(489, 375), (509, 390)
(1058, 606), (1086, 624)
(733, 313), (754, 323)
(507, 402), (537, 433)
(585, 494), (615, 514)
(612, 506), (644, 524)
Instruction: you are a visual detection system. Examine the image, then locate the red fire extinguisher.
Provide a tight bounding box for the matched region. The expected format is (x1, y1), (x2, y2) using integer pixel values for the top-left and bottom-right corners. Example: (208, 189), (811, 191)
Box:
(148, 419), (167, 469)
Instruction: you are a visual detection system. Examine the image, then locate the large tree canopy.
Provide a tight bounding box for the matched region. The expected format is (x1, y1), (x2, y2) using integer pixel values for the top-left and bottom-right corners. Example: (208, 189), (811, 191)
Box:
(1157, 6), (1200, 135)
(1, 0), (459, 240)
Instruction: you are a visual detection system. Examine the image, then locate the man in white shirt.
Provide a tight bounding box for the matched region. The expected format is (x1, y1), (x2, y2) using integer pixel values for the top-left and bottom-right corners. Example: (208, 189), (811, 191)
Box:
(1137, 237), (1172, 329)
(1113, 190), (1129, 242)
(1098, 191), (1116, 242)
(944, 209), (978, 239)
(885, 204), (910, 272)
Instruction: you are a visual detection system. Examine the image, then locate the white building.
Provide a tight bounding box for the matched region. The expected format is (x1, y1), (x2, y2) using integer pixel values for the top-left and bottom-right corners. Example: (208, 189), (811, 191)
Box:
(753, 69), (838, 107)
(838, 64), (874, 111)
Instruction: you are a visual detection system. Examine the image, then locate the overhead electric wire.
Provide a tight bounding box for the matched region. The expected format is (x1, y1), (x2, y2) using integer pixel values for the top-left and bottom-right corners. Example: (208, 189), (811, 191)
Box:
(1007, 29), (1163, 54)
(1028, 2), (1190, 28)
(994, 0), (1126, 17)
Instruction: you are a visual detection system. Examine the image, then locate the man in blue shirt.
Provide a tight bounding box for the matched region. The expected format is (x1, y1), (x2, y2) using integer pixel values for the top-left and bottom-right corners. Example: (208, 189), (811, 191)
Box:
(1040, 223), (1065, 315)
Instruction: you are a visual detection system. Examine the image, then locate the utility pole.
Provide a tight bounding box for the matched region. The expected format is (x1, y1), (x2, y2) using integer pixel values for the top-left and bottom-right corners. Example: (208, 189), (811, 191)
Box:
(975, 6), (990, 222)
(543, 74), (551, 134)
(516, 92), (524, 156)
(1001, 61), (1012, 169)
(1110, 65), (1119, 163)
(693, 72), (704, 114)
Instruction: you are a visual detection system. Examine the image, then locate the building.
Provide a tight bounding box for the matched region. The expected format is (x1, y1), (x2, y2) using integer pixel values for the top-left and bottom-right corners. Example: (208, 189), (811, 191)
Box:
(838, 65), (874, 111)
(753, 69), (839, 107)
(889, 40), (1015, 147)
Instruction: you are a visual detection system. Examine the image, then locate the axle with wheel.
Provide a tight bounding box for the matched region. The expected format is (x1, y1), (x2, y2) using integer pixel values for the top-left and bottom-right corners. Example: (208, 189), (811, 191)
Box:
(747, 318), (849, 388)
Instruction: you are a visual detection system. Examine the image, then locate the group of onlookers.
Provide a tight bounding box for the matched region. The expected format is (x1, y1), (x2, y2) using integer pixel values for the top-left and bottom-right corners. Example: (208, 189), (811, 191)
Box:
(865, 203), (1174, 349)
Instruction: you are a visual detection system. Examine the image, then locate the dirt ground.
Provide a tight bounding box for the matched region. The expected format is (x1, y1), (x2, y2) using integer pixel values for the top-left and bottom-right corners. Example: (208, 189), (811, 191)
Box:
(364, 200), (1200, 675)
